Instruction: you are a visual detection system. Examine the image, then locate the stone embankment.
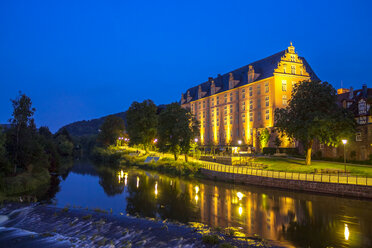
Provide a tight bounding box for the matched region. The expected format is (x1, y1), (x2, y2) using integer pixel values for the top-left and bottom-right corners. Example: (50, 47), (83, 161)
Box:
(201, 168), (372, 199)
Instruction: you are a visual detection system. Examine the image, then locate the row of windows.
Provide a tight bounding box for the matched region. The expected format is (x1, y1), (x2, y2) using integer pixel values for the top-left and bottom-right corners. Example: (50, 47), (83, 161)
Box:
(199, 109), (271, 124)
(193, 94), (288, 117)
(191, 81), (294, 114)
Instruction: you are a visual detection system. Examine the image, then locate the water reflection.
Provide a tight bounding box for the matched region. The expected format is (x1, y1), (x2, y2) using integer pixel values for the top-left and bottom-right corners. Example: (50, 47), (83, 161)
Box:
(53, 162), (372, 248)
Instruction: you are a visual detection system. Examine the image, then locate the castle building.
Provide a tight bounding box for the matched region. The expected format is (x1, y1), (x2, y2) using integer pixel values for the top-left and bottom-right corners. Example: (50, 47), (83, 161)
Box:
(181, 43), (319, 150)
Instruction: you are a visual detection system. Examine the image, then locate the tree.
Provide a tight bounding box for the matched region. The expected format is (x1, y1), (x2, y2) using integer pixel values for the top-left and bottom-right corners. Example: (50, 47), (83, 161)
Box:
(97, 115), (125, 147)
(274, 136), (282, 148)
(126, 100), (158, 152)
(0, 127), (11, 176)
(38, 126), (60, 173)
(259, 128), (270, 149)
(54, 128), (74, 157)
(274, 80), (356, 165)
(6, 92), (47, 174)
(157, 103), (199, 161)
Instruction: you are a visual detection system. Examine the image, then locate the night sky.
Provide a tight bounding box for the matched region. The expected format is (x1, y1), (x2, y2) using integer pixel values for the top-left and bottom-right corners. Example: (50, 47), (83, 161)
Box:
(1, 0), (371, 132)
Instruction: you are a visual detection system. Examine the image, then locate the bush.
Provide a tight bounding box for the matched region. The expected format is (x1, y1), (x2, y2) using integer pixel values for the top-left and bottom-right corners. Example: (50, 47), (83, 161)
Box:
(91, 146), (121, 164)
(202, 234), (220, 245)
(263, 147), (298, 155)
(262, 147), (276, 155)
(0, 168), (51, 198)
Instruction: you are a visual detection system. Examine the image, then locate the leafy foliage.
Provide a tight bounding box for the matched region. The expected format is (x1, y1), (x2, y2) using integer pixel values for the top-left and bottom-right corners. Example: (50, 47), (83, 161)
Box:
(157, 103), (199, 160)
(126, 100), (158, 151)
(259, 128), (270, 148)
(274, 80), (356, 165)
(97, 115), (126, 147)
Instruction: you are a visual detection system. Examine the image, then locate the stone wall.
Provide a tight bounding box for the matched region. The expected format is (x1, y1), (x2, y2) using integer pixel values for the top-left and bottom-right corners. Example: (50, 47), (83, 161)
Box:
(200, 168), (372, 199)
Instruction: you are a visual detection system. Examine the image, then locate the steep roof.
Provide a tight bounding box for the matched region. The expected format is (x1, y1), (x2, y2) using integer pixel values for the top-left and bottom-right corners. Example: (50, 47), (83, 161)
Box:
(182, 49), (319, 103)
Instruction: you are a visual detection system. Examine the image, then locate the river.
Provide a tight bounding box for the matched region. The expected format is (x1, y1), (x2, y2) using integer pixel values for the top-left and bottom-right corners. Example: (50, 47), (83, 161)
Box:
(3, 161), (372, 247)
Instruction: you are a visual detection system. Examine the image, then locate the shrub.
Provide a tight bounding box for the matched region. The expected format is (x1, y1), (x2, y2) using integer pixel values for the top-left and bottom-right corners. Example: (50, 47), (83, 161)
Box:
(202, 234), (220, 245)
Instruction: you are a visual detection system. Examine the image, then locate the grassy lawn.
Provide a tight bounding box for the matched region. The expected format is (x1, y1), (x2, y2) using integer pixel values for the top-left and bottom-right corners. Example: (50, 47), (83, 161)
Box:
(252, 157), (372, 177)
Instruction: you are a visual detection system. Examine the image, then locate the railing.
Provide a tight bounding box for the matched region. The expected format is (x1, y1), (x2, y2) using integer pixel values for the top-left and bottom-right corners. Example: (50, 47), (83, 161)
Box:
(201, 161), (372, 186)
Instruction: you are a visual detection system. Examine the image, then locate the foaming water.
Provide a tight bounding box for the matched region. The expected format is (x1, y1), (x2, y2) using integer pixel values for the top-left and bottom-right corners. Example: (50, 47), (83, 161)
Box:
(0, 216), (8, 225)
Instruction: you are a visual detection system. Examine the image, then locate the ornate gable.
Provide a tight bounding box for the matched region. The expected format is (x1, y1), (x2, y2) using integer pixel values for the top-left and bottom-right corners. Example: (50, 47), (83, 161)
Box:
(274, 42), (310, 77)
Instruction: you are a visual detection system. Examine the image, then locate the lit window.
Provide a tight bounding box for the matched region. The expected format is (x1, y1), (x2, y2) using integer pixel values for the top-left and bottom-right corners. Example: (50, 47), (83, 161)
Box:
(265, 109), (269, 120)
(258, 112), (261, 121)
(265, 96), (269, 107)
(282, 80), (287, 91)
(257, 99), (261, 109)
(249, 112), (253, 122)
(249, 87), (253, 96)
(291, 55), (295, 62)
(282, 95), (287, 106)
(257, 85), (261, 95)
(291, 65), (296, 74)
(265, 82), (269, 93)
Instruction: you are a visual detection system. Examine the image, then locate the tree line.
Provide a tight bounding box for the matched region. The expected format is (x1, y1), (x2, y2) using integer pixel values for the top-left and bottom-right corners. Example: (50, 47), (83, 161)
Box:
(0, 92), (74, 178)
(98, 101), (199, 161)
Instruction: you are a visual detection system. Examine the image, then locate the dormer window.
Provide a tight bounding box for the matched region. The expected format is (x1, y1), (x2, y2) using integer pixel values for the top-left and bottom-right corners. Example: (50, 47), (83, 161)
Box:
(291, 65), (296, 74)
(291, 55), (295, 62)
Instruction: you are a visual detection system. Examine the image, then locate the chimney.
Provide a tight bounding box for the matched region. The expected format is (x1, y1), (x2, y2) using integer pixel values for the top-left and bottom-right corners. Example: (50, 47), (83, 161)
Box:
(362, 84), (367, 97)
(349, 87), (354, 100)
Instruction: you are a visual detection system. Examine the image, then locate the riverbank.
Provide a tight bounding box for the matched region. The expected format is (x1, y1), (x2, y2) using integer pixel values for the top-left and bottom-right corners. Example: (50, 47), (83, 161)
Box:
(200, 167), (372, 199)
(120, 152), (202, 178)
(0, 203), (275, 248)
(0, 169), (51, 202)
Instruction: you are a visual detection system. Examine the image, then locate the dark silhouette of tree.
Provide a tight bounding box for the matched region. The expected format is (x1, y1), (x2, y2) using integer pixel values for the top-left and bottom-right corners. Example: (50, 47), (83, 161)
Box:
(126, 100), (158, 152)
(157, 103), (199, 161)
(97, 115), (125, 147)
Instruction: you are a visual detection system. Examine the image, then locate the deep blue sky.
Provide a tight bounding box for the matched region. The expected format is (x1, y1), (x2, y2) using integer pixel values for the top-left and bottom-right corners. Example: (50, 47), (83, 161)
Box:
(1, 0), (371, 132)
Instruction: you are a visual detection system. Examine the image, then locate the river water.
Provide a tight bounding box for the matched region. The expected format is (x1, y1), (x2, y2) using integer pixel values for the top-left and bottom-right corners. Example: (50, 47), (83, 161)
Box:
(4, 161), (371, 247)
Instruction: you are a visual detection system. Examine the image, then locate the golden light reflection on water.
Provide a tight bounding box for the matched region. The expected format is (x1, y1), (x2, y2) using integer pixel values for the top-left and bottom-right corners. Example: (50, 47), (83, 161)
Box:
(116, 169), (368, 247)
(238, 206), (243, 216)
(155, 182), (158, 197)
(344, 224), (349, 241)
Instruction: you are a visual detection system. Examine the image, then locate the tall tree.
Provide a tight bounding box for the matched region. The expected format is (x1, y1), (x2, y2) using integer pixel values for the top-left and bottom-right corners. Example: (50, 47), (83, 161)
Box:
(274, 80), (356, 165)
(7, 92), (44, 174)
(126, 100), (158, 152)
(158, 103), (199, 161)
(97, 115), (125, 147)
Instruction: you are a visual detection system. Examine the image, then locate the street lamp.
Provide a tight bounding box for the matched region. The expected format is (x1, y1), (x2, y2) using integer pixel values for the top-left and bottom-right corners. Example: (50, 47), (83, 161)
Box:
(194, 138), (198, 143)
(342, 139), (347, 172)
(238, 140), (242, 145)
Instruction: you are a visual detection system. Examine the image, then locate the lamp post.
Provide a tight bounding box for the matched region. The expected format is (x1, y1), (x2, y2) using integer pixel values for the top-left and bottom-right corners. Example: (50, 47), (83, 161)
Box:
(342, 139), (347, 173)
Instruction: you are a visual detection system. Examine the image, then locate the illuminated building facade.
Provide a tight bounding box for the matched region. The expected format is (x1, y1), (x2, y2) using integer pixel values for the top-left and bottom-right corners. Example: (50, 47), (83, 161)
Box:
(181, 43), (319, 149)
